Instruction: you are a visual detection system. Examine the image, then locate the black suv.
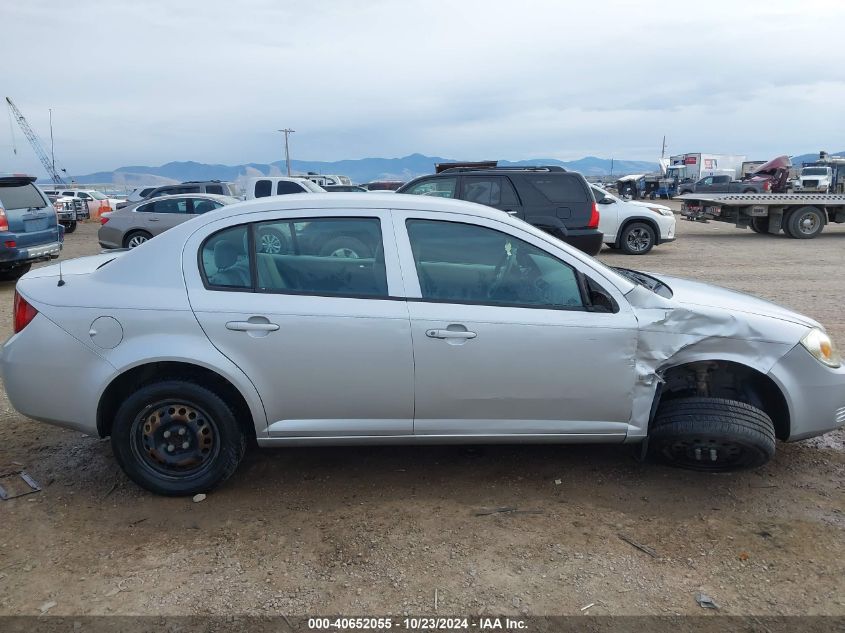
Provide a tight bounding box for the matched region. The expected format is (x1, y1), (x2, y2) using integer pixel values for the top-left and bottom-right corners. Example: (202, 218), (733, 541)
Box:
(396, 166), (603, 255)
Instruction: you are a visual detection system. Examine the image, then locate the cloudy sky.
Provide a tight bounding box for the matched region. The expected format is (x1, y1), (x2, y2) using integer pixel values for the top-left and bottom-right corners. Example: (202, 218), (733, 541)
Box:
(2, 0), (845, 176)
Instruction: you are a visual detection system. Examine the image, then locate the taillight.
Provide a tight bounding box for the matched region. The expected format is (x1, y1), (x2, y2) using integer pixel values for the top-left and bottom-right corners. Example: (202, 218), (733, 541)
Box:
(13, 291), (38, 333)
(764, 180), (771, 192)
(100, 216), (110, 225)
(587, 202), (600, 229)
(0, 207), (9, 232)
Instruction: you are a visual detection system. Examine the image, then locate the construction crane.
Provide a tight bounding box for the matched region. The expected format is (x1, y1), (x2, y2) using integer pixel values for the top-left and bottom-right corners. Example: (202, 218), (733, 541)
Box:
(5, 97), (66, 185)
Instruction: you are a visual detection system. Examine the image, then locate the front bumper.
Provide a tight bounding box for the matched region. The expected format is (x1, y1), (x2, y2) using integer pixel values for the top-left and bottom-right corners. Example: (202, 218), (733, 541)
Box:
(767, 344), (845, 441)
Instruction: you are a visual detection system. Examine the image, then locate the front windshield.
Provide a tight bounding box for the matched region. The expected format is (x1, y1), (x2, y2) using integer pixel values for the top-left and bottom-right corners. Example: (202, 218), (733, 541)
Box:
(303, 180), (326, 193)
(802, 168), (828, 176)
(613, 267), (673, 298)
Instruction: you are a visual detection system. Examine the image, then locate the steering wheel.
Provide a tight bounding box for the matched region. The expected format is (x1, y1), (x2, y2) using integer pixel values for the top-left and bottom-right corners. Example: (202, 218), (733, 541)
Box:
(487, 243), (519, 299)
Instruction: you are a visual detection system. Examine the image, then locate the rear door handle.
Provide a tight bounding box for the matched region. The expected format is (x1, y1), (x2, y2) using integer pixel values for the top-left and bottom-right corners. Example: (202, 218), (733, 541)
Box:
(425, 329), (477, 340)
(147, 217), (160, 222)
(226, 321), (280, 332)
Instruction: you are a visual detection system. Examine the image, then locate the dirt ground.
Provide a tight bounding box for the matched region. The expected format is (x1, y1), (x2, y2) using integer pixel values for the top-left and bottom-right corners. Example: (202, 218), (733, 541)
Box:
(0, 206), (843, 617)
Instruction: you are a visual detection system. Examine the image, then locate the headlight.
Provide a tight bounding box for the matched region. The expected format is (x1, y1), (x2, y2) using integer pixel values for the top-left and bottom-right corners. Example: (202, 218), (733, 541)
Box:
(801, 328), (841, 368)
(647, 206), (674, 217)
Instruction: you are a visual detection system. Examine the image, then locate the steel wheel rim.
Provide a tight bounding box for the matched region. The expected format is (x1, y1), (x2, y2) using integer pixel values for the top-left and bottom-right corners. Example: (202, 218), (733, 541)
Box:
(798, 212), (819, 235)
(127, 235), (148, 248)
(626, 228), (651, 252)
(259, 232), (282, 254)
(663, 436), (749, 470)
(330, 247), (360, 258)
(130, 400), (220, 479)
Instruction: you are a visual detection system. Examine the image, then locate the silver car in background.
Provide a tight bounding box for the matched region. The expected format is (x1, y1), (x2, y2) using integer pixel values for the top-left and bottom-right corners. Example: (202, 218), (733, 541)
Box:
(98, 193), (239, 249)
(2, 194), (844, 496)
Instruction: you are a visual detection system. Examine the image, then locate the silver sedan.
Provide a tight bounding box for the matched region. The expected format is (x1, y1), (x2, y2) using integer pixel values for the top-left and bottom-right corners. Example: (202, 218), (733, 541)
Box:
(98, 193), (240, 249)
(3, 194), (844, 495)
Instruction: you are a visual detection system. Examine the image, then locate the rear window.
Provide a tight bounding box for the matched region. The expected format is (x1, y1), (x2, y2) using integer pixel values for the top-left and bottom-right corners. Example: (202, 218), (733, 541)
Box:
(525, 175), (587, 203)
(0, 183), (48, 210)
(205, 184), (224, 195)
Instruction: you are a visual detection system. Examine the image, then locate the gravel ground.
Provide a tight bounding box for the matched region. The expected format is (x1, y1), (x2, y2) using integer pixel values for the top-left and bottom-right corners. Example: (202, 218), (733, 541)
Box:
(0, 208), (843, 617)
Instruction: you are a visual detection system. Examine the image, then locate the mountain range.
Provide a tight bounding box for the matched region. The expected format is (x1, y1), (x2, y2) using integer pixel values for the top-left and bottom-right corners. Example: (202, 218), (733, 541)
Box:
(64, 154), (660, 186)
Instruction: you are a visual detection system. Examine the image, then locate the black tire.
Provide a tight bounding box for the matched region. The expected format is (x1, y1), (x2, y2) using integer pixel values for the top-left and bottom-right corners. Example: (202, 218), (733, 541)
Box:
(256, 227), (288, 254)
(63, 221), (77, 234)
(0, 263), (31, 282)
(110, 380), (247, 496)
(650, 397), (775, 472)
(318, 235), (373, 259)
(742, 188), (756, 194)
(784, 206), (824, 239)
(123, 230), (153, 249)
(749, 217), (770, 234)
(618, 221), (656, 255)
(606, 243), (620, 250)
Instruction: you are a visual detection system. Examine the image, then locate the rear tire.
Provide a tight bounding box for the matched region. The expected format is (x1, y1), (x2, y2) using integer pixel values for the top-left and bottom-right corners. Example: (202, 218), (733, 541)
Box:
(124, 230), (152, 248)
(649, 397), (775, 471)
(110, 380), (246, 496)
(318, 235), (372, 259)
(63, 221), (77, 234)
(0, 263), (32, 282)
(749, 217), (770, 234)
(784, 206), (824, 239)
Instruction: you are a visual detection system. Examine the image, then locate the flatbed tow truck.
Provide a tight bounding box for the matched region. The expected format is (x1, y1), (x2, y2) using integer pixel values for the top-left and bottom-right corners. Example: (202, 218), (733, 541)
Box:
(678, 193), (845, 239)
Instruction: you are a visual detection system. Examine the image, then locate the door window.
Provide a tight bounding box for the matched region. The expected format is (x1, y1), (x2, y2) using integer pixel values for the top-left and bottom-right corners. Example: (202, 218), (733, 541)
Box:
(200, 225), (252, 289)
(252, 218), (387, 298)
(404, 177), (457, 198)
(276, 181), (304, 195)
(191, 199), (222, 214)
(461, 177), (502, 205)
(148, 198), (189, 213)
(406, 219), (584, 309)
(205, 184), (224, 195)
(254, 180), (272, 198)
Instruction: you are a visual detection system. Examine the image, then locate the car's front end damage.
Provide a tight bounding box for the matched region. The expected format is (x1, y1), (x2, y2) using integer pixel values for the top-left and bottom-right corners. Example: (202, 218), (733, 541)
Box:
(619, 272), (845, 448)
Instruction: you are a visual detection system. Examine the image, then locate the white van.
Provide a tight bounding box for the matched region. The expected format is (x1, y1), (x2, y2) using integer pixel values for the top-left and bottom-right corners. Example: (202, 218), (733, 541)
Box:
(244, 177), (326, 200)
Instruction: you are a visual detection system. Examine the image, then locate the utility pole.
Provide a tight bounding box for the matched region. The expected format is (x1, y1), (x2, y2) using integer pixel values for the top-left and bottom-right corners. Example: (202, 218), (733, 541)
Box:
(278, 128), (295, 176)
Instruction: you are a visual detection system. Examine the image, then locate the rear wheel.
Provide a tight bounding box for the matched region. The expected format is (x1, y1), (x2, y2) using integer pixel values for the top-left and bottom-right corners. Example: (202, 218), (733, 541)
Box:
(749, 217), (770, 234)
(63, 221), (77, 234)
(124, 230), (152, 248)
(784, 206), (824, 239)
(0, 263), (32, 282)
(110, 380), (246, 496)
(649, 397), (775, 471)
(618, 222), (656, 255)
(318, 235), (372, 259)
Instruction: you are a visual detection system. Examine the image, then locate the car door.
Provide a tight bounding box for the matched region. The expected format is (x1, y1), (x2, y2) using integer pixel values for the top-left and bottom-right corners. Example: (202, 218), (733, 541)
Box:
(183, 209), (414, 439)
(392, 210), (639, 438)
(696, 177), (714, 192)
(142, 197), (191, 234)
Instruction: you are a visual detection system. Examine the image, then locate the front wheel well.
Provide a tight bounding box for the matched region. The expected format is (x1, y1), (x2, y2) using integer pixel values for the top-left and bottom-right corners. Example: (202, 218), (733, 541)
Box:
(97, 362), (256, 442)
(616, 217), (660, 245)
(654, 360), (789, 440)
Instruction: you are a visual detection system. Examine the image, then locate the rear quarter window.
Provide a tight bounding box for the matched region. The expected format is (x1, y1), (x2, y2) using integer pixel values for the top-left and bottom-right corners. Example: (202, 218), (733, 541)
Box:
(525, 175), (588, 203)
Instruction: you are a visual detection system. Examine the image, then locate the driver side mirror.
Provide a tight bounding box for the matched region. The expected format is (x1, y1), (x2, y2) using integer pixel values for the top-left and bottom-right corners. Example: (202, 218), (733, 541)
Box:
(598, 197), (615, 205)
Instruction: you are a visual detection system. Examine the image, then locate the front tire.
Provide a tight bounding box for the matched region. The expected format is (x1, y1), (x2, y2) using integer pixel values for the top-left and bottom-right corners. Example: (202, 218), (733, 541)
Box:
(618, 222), (656, 255)
(649, 397), (775, 472)
(0, 263), (32, 282)
(63, 221), (77, 234)
(111, 380), (246, 496)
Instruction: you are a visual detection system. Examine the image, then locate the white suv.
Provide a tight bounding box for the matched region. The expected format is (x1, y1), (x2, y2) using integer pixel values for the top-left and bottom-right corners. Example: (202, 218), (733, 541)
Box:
(592, 185), (676, 255)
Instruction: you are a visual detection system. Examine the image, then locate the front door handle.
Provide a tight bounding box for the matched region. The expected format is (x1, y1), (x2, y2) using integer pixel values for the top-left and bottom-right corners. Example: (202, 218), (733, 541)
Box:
(226, 321), (280, 332)
(147, 217), (160, 222)
(425, 329), (477, 340)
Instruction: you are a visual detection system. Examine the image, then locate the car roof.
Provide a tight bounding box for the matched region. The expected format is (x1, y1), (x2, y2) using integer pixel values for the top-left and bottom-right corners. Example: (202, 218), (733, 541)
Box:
(202, 193), (508, 221)
(119, 193), (238, 208)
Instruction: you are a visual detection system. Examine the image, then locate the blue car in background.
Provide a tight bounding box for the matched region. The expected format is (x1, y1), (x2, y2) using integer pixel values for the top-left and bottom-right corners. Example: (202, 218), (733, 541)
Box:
(0, 174), (62, 281)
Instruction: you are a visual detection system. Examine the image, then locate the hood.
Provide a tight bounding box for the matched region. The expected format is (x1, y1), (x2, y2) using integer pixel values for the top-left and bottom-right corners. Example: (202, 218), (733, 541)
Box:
(21, 251), (128, 280)
(628, 199), (670, 211)
(752, 155), (791, 174)
(647, 273), (819, 329)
